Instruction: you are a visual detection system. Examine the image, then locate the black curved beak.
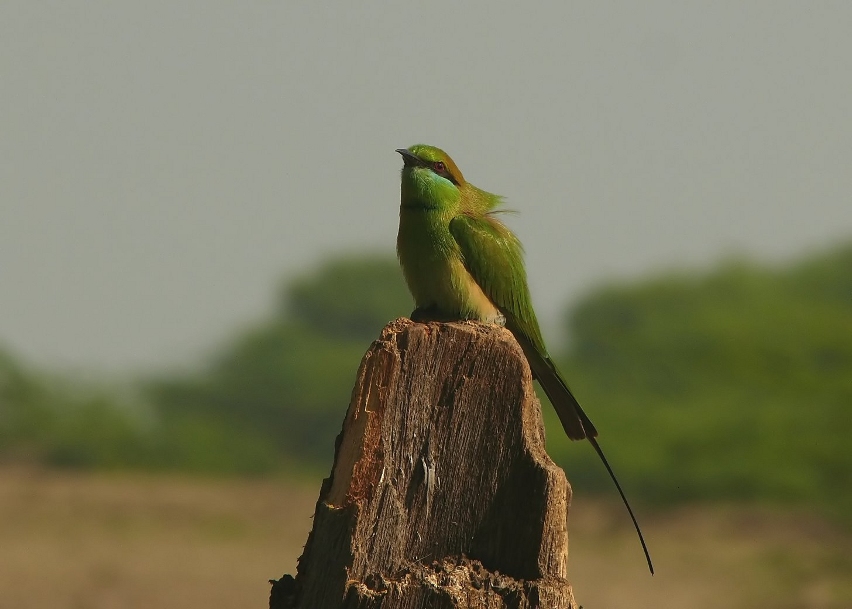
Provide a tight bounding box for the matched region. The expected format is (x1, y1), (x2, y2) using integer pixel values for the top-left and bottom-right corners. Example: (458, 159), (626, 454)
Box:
(396, 148), (420, 167)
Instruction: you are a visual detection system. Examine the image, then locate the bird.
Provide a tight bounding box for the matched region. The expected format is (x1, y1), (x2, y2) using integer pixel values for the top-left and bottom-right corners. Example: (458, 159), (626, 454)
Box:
(396, 144), (654, 575)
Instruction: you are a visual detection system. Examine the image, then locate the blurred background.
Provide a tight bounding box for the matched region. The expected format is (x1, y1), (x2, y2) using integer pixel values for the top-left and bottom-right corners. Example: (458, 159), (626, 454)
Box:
(2, 2), (851, 608)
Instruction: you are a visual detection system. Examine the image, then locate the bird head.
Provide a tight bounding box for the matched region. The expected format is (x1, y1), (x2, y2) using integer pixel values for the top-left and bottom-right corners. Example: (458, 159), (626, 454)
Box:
(397, 145), (466, 211)
(397, 145), (465, 184)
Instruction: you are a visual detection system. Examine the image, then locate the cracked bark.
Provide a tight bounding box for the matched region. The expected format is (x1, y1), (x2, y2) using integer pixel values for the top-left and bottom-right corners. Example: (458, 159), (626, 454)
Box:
(270, 318), (577, 609)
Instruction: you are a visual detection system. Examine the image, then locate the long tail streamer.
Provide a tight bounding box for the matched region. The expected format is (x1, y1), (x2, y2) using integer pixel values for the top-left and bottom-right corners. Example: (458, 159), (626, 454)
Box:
(588, 436), (654, 575)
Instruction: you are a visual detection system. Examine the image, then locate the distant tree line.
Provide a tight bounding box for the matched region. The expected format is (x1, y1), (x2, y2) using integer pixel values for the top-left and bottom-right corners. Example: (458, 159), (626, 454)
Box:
(1, 244), (850, 524)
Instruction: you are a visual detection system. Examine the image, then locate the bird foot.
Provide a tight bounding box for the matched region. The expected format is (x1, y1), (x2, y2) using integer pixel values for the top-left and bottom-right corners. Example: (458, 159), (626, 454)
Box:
(491, 314), (507, 327)
(410, 308), (507, 327)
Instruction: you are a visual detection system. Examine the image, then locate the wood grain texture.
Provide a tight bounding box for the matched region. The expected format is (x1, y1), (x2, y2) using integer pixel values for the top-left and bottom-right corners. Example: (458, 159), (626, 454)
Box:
(271, 319), (576, 609)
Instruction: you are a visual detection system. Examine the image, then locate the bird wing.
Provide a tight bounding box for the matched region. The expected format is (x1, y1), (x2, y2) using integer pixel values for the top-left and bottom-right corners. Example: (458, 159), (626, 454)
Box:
(448, 213), (542, 344)
(448, 212), (597, 440)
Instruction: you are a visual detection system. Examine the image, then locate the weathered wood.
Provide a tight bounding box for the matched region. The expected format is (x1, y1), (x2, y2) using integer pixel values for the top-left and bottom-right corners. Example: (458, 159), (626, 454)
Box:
(271, 318), (576, 609)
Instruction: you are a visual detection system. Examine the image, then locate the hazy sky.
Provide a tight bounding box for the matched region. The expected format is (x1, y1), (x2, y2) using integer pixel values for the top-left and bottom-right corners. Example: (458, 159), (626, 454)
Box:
(2, 2), (851, 373)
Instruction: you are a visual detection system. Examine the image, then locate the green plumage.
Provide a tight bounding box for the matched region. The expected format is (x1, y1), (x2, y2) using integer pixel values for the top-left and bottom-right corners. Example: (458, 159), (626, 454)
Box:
(396, 144), (593, 439)
(396, 144), (653, 574)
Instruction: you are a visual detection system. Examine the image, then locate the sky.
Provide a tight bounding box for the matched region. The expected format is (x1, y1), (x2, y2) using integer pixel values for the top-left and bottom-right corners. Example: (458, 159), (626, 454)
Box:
(2, 2), (851, 374)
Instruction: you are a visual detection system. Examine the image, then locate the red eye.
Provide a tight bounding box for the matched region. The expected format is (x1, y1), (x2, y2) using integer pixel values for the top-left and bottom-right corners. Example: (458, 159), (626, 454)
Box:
(433, 161), (446, 173)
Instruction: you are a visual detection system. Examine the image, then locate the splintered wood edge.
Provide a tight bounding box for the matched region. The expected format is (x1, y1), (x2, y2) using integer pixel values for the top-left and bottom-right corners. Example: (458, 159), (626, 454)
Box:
(324, 317), (565, 511)
(324, 318), (413, 508)
(325, 344), (394, 508)
(325, 318), (518, 509)
(347, 556), (577, 607)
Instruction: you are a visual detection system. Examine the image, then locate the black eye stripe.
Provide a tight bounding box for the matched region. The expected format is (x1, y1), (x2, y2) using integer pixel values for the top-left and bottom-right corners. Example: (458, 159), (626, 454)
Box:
(430, 160), (458, 184)
(401, 152), (459, 185)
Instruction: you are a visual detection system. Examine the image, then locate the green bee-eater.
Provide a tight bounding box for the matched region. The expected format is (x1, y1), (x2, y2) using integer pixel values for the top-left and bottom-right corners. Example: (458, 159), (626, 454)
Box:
(396, 144), (653, 574)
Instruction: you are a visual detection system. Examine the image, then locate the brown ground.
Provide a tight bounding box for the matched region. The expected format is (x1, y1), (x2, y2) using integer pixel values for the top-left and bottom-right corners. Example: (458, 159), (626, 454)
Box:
(0, 467), (849, 609)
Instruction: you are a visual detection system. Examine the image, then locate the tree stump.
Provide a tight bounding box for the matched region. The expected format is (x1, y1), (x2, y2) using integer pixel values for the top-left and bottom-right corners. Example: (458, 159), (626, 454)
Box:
(270, 318), (576, 609)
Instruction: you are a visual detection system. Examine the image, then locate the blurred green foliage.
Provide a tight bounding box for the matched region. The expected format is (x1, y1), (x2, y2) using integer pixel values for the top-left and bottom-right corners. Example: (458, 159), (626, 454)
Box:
(0, 254), (412, 474)
(548, 245), (852, 523)
(0, 351), (149, 468)
(144, 254), (412, 472)
(0, 245), (850, 524)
